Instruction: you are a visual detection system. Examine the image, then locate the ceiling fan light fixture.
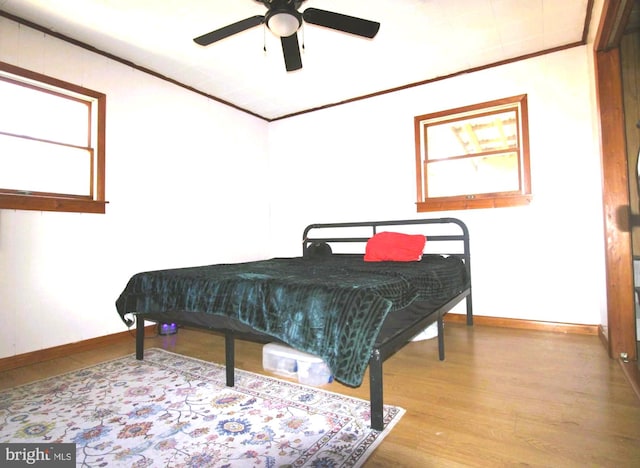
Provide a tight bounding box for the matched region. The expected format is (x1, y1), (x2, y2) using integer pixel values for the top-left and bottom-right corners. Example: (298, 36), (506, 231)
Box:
(266, 9), (302, 37)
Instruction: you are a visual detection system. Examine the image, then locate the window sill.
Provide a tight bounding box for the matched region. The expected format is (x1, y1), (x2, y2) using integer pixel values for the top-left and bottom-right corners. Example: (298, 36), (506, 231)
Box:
(417, 194), (532, 212)
(0, 193), (107, 214)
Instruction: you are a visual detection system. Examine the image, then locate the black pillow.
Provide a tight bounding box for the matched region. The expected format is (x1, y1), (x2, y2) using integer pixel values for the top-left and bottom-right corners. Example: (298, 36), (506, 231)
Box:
(304, 241), (333, 259)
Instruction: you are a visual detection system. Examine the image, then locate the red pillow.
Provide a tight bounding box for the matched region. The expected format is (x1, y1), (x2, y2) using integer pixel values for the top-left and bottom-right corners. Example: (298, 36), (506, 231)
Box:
(364, 231), (426, 262)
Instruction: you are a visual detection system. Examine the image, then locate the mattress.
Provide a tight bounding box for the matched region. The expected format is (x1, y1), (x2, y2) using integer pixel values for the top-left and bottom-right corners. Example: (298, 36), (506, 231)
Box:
(116, 254), (468, 386)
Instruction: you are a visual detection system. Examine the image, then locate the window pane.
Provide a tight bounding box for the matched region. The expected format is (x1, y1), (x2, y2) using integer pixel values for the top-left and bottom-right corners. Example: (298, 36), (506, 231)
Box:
(427, 110), (518, 160)
(0, 79), (89, 146)
(427, 152), (520, 198)
(0, 134), (91, 196)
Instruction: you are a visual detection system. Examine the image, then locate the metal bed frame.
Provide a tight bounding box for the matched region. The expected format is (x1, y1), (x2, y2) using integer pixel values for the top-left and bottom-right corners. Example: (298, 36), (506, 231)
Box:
(135, 217), (472, 431)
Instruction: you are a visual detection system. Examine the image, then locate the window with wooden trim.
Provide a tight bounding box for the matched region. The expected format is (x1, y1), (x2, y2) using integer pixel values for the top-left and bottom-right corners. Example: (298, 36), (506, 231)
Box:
(0, 62), (107, 214)
(414, 94), (531, 212)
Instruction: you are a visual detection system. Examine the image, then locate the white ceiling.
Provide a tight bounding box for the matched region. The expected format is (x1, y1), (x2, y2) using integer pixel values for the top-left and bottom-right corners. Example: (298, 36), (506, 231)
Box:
(0, 0), (592, 121)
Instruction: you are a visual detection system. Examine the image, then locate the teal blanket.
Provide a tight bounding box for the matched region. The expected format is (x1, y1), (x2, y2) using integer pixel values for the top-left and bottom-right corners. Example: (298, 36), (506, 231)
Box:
(115, 255), (467, 386)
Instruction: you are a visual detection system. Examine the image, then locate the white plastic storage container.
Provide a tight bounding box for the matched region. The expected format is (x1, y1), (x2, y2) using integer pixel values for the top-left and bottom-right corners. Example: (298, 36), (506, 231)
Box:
(262, 343), (333, 386)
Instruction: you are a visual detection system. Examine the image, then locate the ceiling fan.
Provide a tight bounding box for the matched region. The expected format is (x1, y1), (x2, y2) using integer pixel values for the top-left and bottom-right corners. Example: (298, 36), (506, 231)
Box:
(193, 0), (380, 72)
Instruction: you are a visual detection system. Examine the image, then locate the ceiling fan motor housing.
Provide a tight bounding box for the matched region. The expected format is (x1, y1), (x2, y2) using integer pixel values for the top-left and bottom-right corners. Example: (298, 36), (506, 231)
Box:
(263, 0), (303, 37)
(258, 0), (306, 10)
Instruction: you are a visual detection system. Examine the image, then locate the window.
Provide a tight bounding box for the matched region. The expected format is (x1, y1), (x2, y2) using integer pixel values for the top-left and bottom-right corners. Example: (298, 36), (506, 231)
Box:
(0, 61), (107, 213)
(414, 95), (531, 212)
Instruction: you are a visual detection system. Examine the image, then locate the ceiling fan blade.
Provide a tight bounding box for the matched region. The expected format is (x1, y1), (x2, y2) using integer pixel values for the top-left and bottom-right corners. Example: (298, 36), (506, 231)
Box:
(193, 15), (264, 46)
(302, 8), (380, 38)
(281, 34), (302, 72)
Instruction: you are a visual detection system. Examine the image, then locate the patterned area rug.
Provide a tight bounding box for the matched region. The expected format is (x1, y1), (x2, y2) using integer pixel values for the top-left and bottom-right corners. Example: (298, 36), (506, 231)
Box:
(0, 348), (404, 467)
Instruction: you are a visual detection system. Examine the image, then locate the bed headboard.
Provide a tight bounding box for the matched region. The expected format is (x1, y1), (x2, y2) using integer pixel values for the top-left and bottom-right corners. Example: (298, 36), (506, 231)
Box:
(302, 217), (470, 266)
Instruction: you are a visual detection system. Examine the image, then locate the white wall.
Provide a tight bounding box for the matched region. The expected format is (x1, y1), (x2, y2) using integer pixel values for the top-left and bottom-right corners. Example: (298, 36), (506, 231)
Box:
(0, 16), (608, 360)
(0, 17), (271, 358)
(267, 46), (607, 325)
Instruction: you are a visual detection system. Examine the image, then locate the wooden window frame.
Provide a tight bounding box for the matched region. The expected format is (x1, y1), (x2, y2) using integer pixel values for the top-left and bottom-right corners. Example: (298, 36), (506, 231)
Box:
(0, 61), (107, 214)
(414, 94), (532, 212)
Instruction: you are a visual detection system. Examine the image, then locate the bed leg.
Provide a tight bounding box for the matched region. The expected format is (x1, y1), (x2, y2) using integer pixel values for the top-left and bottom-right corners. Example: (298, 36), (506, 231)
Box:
(437, 316), (445, 361)
(466, 293), (474, 326)
(136, 316), (144, 360)
(224, 331), (235, 387)
(369, 349), (384, 431)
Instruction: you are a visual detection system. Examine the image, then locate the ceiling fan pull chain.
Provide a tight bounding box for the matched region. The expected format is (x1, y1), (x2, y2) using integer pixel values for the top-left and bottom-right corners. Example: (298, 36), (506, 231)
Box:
(301, 23), (305, 53)
(263, 23), (267, 54)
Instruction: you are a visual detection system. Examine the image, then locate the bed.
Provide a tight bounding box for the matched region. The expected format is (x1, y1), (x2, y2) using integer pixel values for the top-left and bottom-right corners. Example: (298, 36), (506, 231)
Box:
(115, 217), (472, 430)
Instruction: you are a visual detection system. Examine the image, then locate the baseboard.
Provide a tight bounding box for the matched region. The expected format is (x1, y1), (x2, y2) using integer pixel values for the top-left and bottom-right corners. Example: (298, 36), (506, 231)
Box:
(0, 316), (601, 373)
(445, 313), (599, 335)
(0, 325), (156, 373)
(619, 359), (640, 403)
(598, 324), (609, 352)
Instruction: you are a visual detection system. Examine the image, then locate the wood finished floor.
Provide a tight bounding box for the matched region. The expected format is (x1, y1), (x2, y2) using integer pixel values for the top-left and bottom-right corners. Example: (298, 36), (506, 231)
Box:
(1, 323), (639, 467)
